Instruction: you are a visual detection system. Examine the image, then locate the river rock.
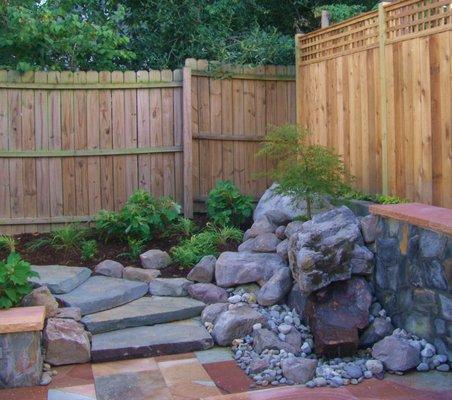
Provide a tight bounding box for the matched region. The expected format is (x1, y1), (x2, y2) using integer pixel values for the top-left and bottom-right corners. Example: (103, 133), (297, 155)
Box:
(360, 317), (393, 348)
(55, 307), (82, 321)
(275, 226), (287, 240)
(94, 260), (124, 278)
(148, 278), (191, 297)
(188, 283), (228, 304)
(252, 328), (299, 355)
(244, 216), (277, 241)
(256, 268), (292, 306)
(276, 239), (289, 261)
(281, 358), (317, 384)
(201, 303), (229, 324)
(140, 250), (171, 270)
(238, 233), (281, 253)
(21, 286), (58, 318)
(215, 252), (287, 287)
(123, 267), (161, 282)
(288, 206), (362, 293)
(211, 305), (266, 346)
(187, 255), (216, 283)
(44, 318), (90, 366)
(306, 277), (372, 357)
(372, 335), (420, 371)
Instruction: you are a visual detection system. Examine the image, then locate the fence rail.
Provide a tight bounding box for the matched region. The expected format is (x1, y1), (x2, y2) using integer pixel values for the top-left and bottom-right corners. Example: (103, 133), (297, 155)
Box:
(296, 0), (451, 209)
(0, 60), (296, 233)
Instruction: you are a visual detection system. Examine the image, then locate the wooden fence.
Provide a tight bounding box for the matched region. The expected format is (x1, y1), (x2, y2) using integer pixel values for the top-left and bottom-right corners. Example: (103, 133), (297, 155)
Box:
(296, 0), (451, 208)
(0, 61), (296, 233)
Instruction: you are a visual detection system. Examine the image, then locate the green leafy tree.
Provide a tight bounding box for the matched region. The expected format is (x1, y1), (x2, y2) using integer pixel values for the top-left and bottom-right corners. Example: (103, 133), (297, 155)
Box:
(258, 124), (351, 218)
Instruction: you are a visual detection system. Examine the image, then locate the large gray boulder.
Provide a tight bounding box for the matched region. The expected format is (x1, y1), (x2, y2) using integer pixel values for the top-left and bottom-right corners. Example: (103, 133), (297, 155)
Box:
(140, 250), (171, 270)
(372, 335), (421, 371)
(123, 267), (161, 282)
(281, 358), (317, 384)
(187, 255), (216, 283)
(252, 328), (300, 355)
(360, 317), (393, 348)
(256, 268), (292, 306)
(253, 183), (330, 221)
(243, 216), (277, 241)
(94, 260), (124, 278)
(288, 206), (362, 293)
(286, 283), (308, 321)
(44, 318), (90, 366)
(215, 252), (287, 287)
(350, 244), (374, 276)
(238, 233), (281, 253)
(148, 278), (191, 297)
(201, 303), (229, 324)
(187, 283), (228, 304)
(21, 286), (58, 318)
(211, 305), (266, 346)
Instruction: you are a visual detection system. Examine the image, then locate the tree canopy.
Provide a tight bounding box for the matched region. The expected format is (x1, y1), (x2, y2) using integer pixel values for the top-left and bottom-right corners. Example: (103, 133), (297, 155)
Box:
(0, 0), (378, 71)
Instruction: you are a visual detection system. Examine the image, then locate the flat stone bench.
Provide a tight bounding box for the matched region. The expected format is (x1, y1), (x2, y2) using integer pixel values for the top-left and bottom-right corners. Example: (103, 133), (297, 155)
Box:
(0, 306), (45, 388)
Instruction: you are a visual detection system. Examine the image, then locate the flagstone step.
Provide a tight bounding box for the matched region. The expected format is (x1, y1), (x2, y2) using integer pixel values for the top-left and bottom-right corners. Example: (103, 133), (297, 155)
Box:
(55, 276), (148, 315)
(81, 296), (206, 334)
(91, 318), (214, 362)
(30, 265), (92, 294)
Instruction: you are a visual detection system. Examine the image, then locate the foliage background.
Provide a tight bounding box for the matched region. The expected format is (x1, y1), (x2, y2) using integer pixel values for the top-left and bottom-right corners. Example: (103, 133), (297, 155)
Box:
(0, 0), (377, 71)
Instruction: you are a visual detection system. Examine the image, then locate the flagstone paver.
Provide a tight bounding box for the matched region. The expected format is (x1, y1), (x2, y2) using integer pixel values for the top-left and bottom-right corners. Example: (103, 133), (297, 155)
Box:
(30, 265), (91, 294)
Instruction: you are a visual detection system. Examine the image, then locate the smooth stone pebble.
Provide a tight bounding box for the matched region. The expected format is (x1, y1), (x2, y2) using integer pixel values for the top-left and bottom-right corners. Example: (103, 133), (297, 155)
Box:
(436, 364), (450, 372)
(417, 362), (429, 372)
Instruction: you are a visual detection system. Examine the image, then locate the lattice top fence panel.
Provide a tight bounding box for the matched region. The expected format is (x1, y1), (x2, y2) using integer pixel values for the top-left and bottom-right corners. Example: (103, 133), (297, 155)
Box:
(386, 0), (451, 40)
(298, 11), (379, 64)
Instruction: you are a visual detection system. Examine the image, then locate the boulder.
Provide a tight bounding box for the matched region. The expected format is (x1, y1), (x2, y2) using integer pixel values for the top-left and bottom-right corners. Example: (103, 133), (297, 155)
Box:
(264, 210), (291, 226)
(372, 335), (420, 372)
(44, 318), (90, 366)
(201, 303), (229, 324)
(276, 239), (289, 261)
(252, 328), (299, 355)
(238, 233), (281, 253)
(148, 278), (191, 297)
(94, 260), (124, 278)
(360, 215), (377, 243)
(211, 305), (267, 346)
(140, 250), (171, 270)
(55, 307), (82, 321)
(306, 277), (372, 357)
(284, 221), (304, 239)
(187, 283), (228, 304)
(275, 226), (287, 240)
(360, 317), (393, 348)
(281, 358), (317, 384)
(286, 284), (308, 321)
(215, 252), (287, 287)
(187, 255), (216, 283)
(21, 286), (58, 318)
(243, 216), (276, 241)
(350, 244), (374, 276)
(256, 268), (292, 306)
(288, 206), (362, 293)
(123, 267), (161, 282)
(253, 183), (330, 221)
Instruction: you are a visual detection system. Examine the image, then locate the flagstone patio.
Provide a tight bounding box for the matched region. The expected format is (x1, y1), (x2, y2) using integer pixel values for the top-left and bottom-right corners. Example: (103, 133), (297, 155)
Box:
(1, 348), (451, 400)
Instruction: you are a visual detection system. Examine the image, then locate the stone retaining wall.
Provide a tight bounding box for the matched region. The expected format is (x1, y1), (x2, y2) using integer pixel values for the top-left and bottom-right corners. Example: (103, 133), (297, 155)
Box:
(372, 205), (451, 359)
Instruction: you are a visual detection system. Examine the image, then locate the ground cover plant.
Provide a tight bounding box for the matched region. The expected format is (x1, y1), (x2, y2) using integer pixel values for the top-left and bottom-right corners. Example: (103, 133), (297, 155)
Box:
(259, 124), (351, 219)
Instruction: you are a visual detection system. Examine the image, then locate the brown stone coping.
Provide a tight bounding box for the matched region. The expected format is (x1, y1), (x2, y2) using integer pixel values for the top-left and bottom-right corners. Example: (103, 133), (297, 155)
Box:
(0, 306), (46, 334)
(370, 203), (452, 236)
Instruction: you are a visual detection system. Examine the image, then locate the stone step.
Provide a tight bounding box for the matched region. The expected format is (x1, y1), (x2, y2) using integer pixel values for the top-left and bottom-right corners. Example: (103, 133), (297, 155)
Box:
(55, 276), (148, 315)
(30, 265), (91, 294)
(81, 296), (206, 334)
(91, 318), (214, 362)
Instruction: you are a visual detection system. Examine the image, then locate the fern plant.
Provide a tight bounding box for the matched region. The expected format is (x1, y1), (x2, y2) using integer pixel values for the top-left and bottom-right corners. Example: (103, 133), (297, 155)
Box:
(81, 240), (98, 262)
(0, 235), (17, 253)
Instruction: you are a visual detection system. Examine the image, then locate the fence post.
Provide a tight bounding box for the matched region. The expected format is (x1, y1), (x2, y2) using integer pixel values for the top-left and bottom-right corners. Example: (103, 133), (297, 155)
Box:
(182, 64), (193, 218)
(295, 34), (303, 128)
(378, 2), (389, 196)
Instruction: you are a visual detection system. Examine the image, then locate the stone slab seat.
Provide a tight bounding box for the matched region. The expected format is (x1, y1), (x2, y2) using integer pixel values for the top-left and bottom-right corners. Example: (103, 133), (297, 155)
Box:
(55, 276), (148, 315)
(90, 318), (214, 362)
(81, 296), (206, 334)
(30, 265), (92, 294)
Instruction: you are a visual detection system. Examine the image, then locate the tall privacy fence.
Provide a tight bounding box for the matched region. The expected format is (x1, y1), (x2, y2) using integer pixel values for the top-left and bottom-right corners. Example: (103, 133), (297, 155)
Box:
(296, 0), (451, 208)
(0, 60), (296, 233)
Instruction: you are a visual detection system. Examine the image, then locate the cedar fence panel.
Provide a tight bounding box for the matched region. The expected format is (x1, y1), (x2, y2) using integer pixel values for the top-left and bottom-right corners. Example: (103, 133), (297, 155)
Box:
(0, 62), (296, 233)
(296, 0), (451, 208)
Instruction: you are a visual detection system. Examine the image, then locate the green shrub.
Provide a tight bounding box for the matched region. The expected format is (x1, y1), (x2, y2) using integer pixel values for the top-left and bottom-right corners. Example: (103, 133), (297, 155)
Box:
(0, 235), (17, 253)
(26, 223), (88, 253)
(206, 180), (253, 227)
(170, 224), (242, 268)
(0, 252), (38, 309)
(165, 217), (198, 238)
(258, 124), (351, 219)
(339, 188), (408, 205)
(118, 238), (146, 261)
(81, 240), (98, 262)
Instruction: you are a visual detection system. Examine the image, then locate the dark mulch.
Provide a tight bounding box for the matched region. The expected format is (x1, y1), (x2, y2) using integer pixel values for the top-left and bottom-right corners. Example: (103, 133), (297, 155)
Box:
(0, 214), (241, 279)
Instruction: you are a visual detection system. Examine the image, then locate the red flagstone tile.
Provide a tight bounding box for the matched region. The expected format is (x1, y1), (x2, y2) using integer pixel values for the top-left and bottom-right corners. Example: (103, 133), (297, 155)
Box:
(0, 386), (48, 400)
(202, 361), (255, 394)
(92, 357), (158, 377)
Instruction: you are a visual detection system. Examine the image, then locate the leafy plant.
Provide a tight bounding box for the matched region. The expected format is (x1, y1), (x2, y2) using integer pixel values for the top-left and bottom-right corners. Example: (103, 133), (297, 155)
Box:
(258, 124), (351, 219)
(26, 224), (87, 253)
(118, 238), (146, 261)
(375, 194), (408, 205)
(81, 240), (98, 262)
(170, 224), (243, 268)
(339, 188), (408, 205)
(0, 252), (38, 309)
(206, 180), (253, 227)
(166, 217), (198, 237)
(0, 235), (17, 253)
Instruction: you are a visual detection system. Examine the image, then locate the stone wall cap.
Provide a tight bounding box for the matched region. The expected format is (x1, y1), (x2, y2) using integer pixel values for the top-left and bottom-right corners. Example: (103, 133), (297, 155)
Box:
(0, 306), (46, 334)
(370, 203), (452, 236)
